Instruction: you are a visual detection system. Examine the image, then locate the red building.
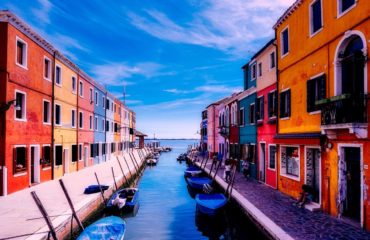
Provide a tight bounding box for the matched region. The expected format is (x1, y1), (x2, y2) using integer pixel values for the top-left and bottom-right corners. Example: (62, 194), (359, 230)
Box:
(0, 12), (53, 195)
(225, 93), (241, 159)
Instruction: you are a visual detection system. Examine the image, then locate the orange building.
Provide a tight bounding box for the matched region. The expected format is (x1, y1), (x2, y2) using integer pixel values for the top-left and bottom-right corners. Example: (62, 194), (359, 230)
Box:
(274, 0), (370, 228)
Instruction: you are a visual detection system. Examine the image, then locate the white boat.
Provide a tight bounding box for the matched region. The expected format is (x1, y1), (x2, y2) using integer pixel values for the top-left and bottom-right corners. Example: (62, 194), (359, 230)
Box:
(146, 158), (157, 165)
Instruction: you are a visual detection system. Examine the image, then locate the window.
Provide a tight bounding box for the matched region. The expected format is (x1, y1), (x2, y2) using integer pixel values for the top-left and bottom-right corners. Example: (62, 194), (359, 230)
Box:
(279, 90), (291, 118)
(310, 0), (323, 35)
(44, 57), (51, 80)
(13, 146), (27, 174)
(79, 144), (82, 161)
(115, 123), (118, 133)
(270, 52), (276, 69)
(102, 143), (106, 155)
(102, 119), (105, 132)
(15, 91), (26, 121)
(269, 145), (276, 169)
(55, 104), (61, 125)
(43, 100), (51, 124)
(89, 88), (93, 103)
(281, 27), (289, 56)
(90, 144), (94, 158)
(239, 108), (245, 126)
(79, 112), (83, 129)
(94, 116), (98, 131)
(79, 81), (84, 97)
(89, 115), (93, 130)
(249, 103), (255, 124)
(103, 97), (105, 109)
(72, 77), (77, 93)
(280, 146), (300, 179)
(268, 91), (278, 118)
(71, 110), (76, 128)
(16, 37), (27, 68)
(251, 62), (257, 80)
(55, 65), (62, 86)
(256, 96), (264, 121)
(55, 145), (63, 166)
(258, 63), (262, 77)
(111, 122), (113, 132)
(95, 91), (98, 106)
(106, 99), (110, 110)
(72, 145), (78, 162)
(307, 74), (326, 112)
(114, 104), (116, 113)
(338, 0), (355, 15)
(41, 145), (51, 167)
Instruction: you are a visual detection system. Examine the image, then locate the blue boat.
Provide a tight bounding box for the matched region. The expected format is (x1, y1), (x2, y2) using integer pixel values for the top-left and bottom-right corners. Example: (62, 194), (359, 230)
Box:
(84, 185), (109, 194)
(186, 177), (212, 190)
(77, 216), (126, 240)
(195, 193), (227, 216)
(106, 188), (139, 213)
(184, 166), (202, 177)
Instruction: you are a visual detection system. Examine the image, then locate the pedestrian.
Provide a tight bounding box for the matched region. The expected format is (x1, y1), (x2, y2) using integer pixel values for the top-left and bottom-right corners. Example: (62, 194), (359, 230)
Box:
(224, 159), (231, 182)
(242, 159), (250, 178)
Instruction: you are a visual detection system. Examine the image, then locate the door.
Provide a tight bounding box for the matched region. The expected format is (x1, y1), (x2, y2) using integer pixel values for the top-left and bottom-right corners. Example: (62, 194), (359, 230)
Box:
(343, 147), (361, 221)
(64, 149), (69, 174)
(259, 143), (266, 182)
(30, 147), (35, 184)
(84, 146), (88, 167)
(306, 148), (320, 203)
(30, 146), (40, 184)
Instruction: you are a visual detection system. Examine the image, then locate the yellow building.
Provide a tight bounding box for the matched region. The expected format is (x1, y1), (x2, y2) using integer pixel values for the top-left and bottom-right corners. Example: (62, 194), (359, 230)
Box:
(53, 55), (78, 178)
(274, 0), (370, 228)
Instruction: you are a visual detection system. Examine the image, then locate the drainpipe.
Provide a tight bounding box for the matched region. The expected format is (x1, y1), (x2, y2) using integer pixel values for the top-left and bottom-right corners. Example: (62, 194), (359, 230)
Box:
(273, 33), (279, 190)
(1, 71), (10, 196)
(51, 51), (56, 180)
(76, 70), (80, 171)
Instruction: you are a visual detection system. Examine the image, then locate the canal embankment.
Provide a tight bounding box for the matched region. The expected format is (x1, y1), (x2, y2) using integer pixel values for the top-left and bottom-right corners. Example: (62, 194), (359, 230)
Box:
(0, 148), (150, 240)
(195, 159), (370, 240)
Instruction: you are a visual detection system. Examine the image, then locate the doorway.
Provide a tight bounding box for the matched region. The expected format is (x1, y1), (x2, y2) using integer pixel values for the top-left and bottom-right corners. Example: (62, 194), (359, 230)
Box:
(84, 146), (88, 167)
(259, 143), (266, 182)
(63, 148), (69, 174)
(305, 147), (321, 203)
(30, 145), (40, 184)
(342, 147), (361, 222)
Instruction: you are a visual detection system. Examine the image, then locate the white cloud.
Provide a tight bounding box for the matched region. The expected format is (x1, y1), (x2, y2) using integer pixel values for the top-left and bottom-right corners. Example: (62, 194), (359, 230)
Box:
(31, 0), (53, 25)
(164, 85), (242, 95)
(128, 0), (295, 57)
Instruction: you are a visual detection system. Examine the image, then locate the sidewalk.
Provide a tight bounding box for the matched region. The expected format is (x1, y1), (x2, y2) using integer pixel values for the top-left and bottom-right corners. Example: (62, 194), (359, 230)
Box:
(0, 148), (149, 240)
(196, 160), (370, 240)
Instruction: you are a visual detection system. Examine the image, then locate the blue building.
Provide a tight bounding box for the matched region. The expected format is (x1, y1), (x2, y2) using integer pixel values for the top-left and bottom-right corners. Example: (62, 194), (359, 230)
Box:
(239, 62), (257, 179)
(94, 85), (107, 164)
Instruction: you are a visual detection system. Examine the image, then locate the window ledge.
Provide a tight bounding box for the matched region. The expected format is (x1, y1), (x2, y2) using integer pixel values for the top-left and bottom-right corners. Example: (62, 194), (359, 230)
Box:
(42, 167), (51, 171)
(280, 117), (290, 120)
(281, 52), (289, 59)
(55, 84), (62, 88)
(280, 173), (300, 182)
(15, 118), (27, 122)
(14, 172), (27, 177)
(337, 4), (356, 19)
(267, 167), (276, 171)
(309, 27), (323, 38)
(44, 77), (52, 82)
(309, 110), (321, 115)
(43, 122), (52, 125)
(16, 63), (28, 70)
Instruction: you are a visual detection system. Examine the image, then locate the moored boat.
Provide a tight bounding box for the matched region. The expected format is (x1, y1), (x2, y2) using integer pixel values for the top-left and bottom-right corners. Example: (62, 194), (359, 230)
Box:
(186, 177), (212, 190)
(184, 166), (202, 177)
(106, 188), (139, 213)
(195, 193), (227, 216)
(77, 216), (126, 240)
(84, 185), (109, 194)
(146, 158), (157, 165)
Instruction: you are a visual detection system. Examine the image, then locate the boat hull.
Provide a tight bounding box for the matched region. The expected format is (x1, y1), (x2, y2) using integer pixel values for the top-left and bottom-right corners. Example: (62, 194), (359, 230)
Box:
(77, 216), (126, 240)
(195, 193), (227, 216)
(186, 177), (212, 190)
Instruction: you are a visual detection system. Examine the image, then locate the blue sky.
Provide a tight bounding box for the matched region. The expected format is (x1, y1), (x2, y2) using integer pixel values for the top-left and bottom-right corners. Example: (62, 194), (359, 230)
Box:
(3, 0), (294, 138)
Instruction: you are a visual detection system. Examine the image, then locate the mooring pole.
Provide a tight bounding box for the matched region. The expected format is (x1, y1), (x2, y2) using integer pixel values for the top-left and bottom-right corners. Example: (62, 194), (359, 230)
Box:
(116, 156), (129, 184)
(213, 160), (222, 180)
(129, 152), (140, 171)
(123, 156), (133, 178)
(111, 167), (118, 191)
(59, 179), (84, 231)
(30, 191), (58, 240)
(94, 172), (107, 205)
(228, 165), (238, 200)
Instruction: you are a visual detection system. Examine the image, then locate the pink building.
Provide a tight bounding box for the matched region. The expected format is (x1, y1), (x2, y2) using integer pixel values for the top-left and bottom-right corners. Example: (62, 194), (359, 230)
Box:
(214, 97), (229, 160)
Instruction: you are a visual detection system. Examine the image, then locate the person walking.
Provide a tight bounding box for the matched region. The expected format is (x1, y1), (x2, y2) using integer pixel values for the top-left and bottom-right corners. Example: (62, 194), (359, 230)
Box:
(224, 159), (231, 182)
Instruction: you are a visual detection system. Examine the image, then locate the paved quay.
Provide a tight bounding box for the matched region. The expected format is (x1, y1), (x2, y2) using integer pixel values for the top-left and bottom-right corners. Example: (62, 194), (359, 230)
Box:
(0, 148), (149, 240)
(195, 159), (370, 240)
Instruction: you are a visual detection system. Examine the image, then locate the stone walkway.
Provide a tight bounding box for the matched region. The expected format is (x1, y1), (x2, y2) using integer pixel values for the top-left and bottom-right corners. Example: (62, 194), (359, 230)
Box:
(197, 160), (370, 240)
(0, 148), (149, 240)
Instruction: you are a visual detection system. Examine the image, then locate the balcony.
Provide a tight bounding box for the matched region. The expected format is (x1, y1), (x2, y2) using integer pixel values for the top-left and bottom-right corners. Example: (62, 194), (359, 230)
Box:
(316, 94), (368, 139)
(218, 125), (229, 137)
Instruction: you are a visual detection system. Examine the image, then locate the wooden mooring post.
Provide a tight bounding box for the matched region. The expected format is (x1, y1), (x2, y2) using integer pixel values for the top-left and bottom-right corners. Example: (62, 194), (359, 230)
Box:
(111, 167), (118, 191)
(129, 152), (139, 172)
(123, 156), (133, 178)
(94, 172), (107, 205)
(59, 179), (84, 232)
(30, 191), (58, 240)
(116, 156), (129, 184)
(213, 160), (222, 180)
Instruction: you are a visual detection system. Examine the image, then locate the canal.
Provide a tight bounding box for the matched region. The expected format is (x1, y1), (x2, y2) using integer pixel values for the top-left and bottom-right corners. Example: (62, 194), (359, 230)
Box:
(122, 140), (266, 240)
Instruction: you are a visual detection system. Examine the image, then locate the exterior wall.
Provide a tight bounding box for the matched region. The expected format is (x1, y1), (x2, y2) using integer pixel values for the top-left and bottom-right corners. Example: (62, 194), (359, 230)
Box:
(121, 107), (130, 151)
(114, 99), (121, 154)
(53, 59), (78, 177)
(215, 103), (226, 160)
(206, 105), (216, 154)
(94, 87), (106, 164)
(0, 22), (7, 195)
(105, 94), (114, 160)
(77, 75), (94, 169)
(256, 44), (276, 92)
(4, 24), (53, 193)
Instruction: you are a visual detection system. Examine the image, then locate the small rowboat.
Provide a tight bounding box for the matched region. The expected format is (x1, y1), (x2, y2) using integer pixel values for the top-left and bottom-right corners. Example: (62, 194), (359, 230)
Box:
(106, 188), (139, 213)
(77, 216), (126, 240)
(195, 193), (227, 216)
(84, 185), (109, 194)
(186, 177), (212, 190)
(184, 166), (202, 177)
(146, 158), (157, 165)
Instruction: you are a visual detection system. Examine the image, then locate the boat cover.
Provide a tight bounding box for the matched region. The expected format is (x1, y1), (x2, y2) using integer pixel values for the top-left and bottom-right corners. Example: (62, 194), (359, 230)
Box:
(196, 193), (227, 210)
(77, 216), (126, 240)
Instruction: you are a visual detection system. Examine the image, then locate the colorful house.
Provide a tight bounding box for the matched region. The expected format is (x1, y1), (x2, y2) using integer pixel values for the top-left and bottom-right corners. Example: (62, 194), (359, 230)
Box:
(225, 93), (241, 160)
(200, 110), (208, 153)
(114, 98), (122, 154)
(121, 106), (130, 152)
(254, 39), (278, 188)
(215, 97), (229, 160)
(0, 12), (53, 194)
(274, 0), (370, 228)
(239, 62), (257, 179)
(93, 84), (106, 164)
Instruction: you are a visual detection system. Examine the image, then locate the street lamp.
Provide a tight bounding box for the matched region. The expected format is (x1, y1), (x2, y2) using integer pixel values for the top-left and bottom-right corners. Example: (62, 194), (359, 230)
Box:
(0, 99), (21, 113)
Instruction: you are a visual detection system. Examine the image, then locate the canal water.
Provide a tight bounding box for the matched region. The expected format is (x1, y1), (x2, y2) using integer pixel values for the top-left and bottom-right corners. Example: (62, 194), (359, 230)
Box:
(122, 140), (266, 240)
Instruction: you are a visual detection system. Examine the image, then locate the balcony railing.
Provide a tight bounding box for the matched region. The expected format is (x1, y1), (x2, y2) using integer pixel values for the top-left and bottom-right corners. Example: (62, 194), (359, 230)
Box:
(316, 94), (367, 125)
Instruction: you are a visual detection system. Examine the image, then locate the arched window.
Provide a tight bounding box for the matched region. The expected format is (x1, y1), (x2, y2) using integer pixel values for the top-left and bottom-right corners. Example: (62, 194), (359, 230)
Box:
(225, 107), (229, 126)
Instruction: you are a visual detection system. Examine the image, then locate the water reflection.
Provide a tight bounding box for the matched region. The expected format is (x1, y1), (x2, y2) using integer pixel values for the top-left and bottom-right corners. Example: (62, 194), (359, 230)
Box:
(195, 209), (227, 240)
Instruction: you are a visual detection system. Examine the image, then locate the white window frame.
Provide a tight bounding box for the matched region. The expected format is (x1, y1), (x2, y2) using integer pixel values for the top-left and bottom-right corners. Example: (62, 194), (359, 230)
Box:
(14, 90), (27, 122)
(54, 144), (63, 166)
(103, 96), (106, 109)
(280, 88), (291, 120)
(95, 91), (98, 106)
(102, 119), (105, 132)
(15, 36), (28, 69)
(43, 56), (51, 81)
(71, 109), (76, 128)
(309, 0), (324, 38)
(303, 145), (322, 204)
(239, 107), (245, 126)
(13, 145), (28, 177)
(55, 103), (62, 126)
(79, 80), (84, 97)
(89, 115), (93, 130)
(267, 144), (277, 171)
(42, 99), (51, 125)
(337, 0), (357, 18)
(78, 143), (83, 161)
(94, 116), (98, 131)
(280, 26), (290, 58)
(268, 89), (278, 119)
(250, 61), (257, 81)
(249, 103), (255, 125)
(89, 88), (93, 104)
(270, 51), (276, 69)
(279, 145), (300, 181)
(41, 144), (52, 170)
(79, 111), (84, 129)
(71, 76), (77, 94)
(258, 62), (262, 77)
(55, 64), (62, 87)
